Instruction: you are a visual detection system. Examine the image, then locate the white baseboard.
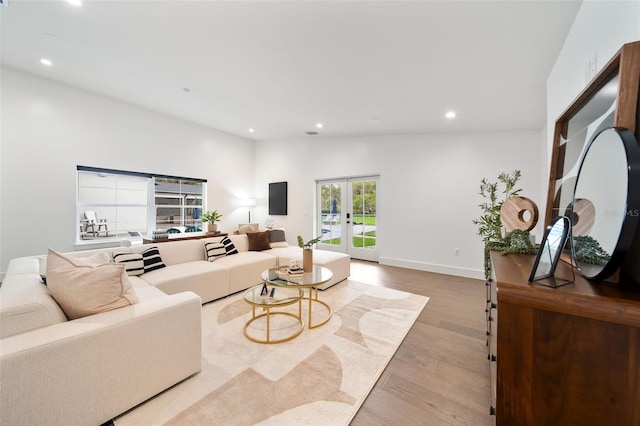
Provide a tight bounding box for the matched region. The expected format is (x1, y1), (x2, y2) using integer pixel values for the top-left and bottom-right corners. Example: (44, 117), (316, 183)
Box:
(378, 257), (484, 280)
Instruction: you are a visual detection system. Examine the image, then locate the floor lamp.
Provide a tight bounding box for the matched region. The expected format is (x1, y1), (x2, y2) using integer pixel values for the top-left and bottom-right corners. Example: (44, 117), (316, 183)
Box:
(241, 198), (256, 222)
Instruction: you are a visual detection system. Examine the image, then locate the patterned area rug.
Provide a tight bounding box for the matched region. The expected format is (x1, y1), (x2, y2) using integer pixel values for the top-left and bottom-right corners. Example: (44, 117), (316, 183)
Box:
(115, 280), (429, 425)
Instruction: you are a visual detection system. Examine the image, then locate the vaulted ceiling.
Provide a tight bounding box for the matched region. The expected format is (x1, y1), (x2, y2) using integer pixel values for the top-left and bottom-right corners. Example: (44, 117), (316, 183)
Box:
(1, 0), (581, 140)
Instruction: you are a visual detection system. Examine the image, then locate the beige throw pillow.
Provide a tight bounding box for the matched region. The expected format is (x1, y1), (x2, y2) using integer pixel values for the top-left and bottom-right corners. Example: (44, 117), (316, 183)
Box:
(46, 249), (139, 320)
(238, 223), (259, 234)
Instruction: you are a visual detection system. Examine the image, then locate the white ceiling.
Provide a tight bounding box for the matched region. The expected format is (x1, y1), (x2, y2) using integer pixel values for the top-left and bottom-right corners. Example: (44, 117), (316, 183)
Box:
(1, 0), (581, 141)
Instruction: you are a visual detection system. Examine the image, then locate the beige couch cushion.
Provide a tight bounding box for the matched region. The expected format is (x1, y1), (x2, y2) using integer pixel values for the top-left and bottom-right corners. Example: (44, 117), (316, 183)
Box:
(0, 273), (68, 338)
(214, 251), (277, 293)
(140, 261), (230, 303)
(5, 257), (41, 275)
(46, 250), (139, 320)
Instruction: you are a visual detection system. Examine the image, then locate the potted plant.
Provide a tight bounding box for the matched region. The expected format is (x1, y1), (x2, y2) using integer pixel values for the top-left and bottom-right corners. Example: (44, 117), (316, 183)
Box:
(202, 210), (223, 233)
(472, 170), (536, 279)
(297, 235), (322, 272)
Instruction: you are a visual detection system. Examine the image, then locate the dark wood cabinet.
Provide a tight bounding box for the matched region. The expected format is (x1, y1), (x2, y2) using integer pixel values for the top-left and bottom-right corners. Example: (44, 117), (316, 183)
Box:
(142, 232), (227, 244)
(488, 252), (640, 425)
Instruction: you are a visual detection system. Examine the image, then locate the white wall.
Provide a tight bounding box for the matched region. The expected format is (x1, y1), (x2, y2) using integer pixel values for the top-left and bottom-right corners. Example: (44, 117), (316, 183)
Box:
(254, 132), (542, 279)
(0, 67), (255, 274)
(545, 0), (640, 180)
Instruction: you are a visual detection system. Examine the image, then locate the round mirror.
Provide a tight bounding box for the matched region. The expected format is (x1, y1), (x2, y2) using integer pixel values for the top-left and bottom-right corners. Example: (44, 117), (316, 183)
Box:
(571, 127), (640, 280)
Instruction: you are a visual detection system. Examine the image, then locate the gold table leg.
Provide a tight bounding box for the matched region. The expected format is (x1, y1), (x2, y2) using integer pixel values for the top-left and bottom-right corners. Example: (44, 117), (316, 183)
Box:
(304, 285), (332, 329)
(243, 289), (304, 344)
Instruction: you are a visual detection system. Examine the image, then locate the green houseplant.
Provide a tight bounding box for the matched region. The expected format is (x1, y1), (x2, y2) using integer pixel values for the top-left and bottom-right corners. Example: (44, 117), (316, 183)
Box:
(202, 210), (223, 233)
(297, 235), (322, 272)
(297, 235), (322, 249)
(472, 170), (536, 279)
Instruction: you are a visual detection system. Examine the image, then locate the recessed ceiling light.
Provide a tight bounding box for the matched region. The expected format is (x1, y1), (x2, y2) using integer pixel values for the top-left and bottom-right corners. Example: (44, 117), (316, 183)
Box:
(445, 111), (456, 119)
(316, 123), (323, 129)
(248, 128), (255, 133)
(40, 58), (53, 67)
(66, 0), (82, 6)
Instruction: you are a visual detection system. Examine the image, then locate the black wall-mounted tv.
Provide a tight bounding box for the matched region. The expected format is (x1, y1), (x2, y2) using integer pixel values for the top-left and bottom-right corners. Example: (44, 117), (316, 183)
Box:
(269, 182), (288, 215)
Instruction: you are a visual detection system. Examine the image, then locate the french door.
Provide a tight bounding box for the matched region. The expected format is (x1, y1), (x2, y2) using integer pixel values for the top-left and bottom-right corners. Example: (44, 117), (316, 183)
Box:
(316, 175), (379, 262)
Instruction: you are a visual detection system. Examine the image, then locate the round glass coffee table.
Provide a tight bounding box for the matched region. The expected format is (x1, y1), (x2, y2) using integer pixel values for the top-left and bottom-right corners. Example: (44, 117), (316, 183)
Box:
(242, 284), (303, 344)
(261, 266), (333, 329)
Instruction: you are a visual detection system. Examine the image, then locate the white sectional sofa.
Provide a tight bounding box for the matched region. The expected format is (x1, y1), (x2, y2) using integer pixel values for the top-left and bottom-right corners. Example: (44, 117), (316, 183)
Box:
(0, 232), (350, 425)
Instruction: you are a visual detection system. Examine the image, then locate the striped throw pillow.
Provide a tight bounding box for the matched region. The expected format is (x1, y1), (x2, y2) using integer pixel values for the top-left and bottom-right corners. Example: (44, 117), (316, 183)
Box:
(204, 242), (226, 262)
(221, 236), (238, 255)
(113, 252), (145, 276)
(141, 247), (166, 273)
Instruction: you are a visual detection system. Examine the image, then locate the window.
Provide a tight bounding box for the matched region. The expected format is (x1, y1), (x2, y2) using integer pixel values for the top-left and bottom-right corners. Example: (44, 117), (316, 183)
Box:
(77, 166), (206, 242)
(154, 178), (204, 232)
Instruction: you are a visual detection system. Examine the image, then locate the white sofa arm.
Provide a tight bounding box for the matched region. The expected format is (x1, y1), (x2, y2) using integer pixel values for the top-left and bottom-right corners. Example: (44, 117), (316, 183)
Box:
(0, 291), (202, 426)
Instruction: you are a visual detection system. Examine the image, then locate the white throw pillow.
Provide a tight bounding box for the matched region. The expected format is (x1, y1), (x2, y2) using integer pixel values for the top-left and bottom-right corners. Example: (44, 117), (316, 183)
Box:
(46, 249), (139, 320)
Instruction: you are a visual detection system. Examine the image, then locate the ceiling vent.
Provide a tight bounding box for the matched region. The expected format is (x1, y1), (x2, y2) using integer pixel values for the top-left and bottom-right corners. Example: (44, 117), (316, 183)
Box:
(305, 131), (318, 136)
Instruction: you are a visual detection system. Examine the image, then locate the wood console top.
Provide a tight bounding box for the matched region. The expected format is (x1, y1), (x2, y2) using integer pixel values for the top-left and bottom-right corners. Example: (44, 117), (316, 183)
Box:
(491, 252), (640, 328)
(143, 232), (228, 244)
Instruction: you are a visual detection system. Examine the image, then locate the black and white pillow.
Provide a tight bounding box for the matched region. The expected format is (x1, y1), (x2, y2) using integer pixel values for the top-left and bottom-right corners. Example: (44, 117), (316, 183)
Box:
(204, 241), (226, 262)
(267, 229), (288, 248)
(113, 252), (145, 276)
(141, 247), (166, 272)
(221, 236), (238, 255)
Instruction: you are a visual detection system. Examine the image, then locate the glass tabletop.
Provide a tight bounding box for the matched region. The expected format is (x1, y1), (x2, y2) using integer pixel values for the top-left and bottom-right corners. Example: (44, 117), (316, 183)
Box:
(243, 284), (302, 307)
(262, 266), (333, 288)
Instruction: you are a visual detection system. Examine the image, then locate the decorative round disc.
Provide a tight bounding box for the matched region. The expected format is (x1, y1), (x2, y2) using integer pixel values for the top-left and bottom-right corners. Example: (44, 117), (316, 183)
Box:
(565, 198), (595, 236)
(500, 196), (539, 232)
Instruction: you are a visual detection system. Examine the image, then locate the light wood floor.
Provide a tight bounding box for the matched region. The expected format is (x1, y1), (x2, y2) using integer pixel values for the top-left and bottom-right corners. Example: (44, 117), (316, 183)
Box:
(348, 260), (492, 426)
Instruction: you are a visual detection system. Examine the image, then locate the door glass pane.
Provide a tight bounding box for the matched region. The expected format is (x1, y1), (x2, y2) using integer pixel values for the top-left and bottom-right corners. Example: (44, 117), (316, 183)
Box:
(320, 183), (341, 246)
(351, 180), (377, 250)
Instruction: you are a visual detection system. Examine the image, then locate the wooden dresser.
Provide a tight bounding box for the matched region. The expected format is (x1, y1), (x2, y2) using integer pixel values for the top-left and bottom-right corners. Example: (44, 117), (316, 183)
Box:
(487, 252), (640, 425)
(142, 232), (227, 244)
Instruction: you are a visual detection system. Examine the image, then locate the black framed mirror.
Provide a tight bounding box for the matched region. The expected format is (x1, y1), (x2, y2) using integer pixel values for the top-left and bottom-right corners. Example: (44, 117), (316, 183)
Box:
(570, 127), (640, 280)
(529, 216), (571, 286)
(546, 41), (640, 228)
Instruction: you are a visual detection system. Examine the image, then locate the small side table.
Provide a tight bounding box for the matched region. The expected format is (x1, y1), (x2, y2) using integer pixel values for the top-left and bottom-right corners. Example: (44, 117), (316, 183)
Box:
(242, 284), (303, 344)
(262, 266), (333, 329)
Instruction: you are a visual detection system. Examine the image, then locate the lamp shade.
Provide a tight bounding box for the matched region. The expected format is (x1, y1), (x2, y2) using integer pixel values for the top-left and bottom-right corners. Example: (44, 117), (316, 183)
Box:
(241, 198), (256, 207)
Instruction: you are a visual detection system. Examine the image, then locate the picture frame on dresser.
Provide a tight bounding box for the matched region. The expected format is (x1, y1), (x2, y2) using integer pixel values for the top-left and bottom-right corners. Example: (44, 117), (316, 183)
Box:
(528, 215), (573, 287)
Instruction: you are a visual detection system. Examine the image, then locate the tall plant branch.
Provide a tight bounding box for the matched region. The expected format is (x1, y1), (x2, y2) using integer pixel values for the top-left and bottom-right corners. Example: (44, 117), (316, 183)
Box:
(472, 170), (524, 278)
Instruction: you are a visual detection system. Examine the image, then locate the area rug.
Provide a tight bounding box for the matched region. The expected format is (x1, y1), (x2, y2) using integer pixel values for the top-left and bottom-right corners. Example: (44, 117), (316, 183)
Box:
(115, 280), (429, 426)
